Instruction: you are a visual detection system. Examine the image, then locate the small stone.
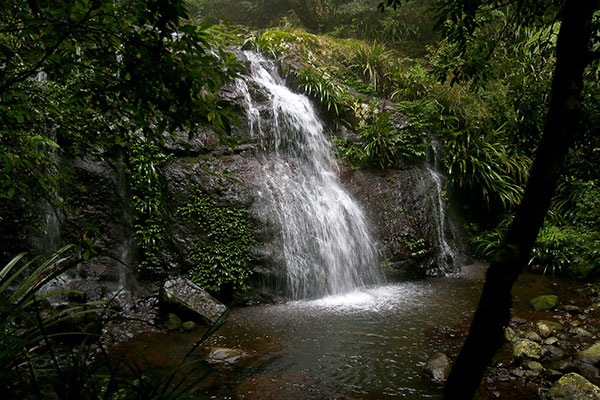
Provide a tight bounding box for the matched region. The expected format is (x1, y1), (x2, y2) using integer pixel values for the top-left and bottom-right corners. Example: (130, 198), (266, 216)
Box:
(530, 295), (558, 311)
(569, 327), (593, 338)
(545, 337), (560, 346)
(525, 330), (543, 343)
(496, 372), (511, 382)
(182, 321), (196, 331)
(523, 360), (544, 373)
(505, 326), (519, 343)
(524, 369), (540, 378)
(578, 342), (600, 366)
(166, 313), (182, 331)
(206, 347), (247, 364)
(545, 369), (563, 382)
(562, 305), (582, 314)
(424, 352), (451, 382)
(545, 373), (600, 399)
(577, 286), (599, 298)
(511, 317), (528, 325)
(513, 340), (545, 361)
(537, 320), (564, 338)
(511, 368), (525, 378)
(571, 320), (582, 327)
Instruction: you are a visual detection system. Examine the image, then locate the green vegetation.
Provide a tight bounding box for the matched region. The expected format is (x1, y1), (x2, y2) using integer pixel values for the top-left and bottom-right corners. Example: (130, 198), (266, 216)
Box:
(178, 186), (254, 293)
(295, 66), (351, 115)
(0, 0), (599, 398)
(127, 139), (171, 273)
(185, 1), (599, 280)
(1, 247), (216, 399)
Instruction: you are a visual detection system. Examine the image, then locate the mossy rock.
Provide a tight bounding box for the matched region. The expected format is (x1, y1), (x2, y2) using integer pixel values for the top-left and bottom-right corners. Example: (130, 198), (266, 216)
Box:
(578, 342), (600, 366)
(166, 313), (182, 331)
(545, 373), (600, 399)
(513, 339), (545, 361)
(537, 320), (564, 338)
(182, 321), (196, 331)
(530, 295), (559, 311)
(504, 326), (519, 343)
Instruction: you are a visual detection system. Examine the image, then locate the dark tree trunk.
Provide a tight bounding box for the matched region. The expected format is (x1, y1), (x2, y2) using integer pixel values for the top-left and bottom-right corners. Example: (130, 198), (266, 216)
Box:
(443, 0), (598, 398)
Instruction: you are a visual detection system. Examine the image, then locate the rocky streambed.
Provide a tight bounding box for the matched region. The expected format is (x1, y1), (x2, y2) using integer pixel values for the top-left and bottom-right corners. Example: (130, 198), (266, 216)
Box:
(427, 274), (600, 400)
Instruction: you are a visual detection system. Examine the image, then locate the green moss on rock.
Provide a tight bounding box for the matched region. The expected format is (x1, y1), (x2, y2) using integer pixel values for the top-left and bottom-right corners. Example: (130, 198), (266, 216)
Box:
(513, 339), (545, 361)
(530, 295), (559, 310)
(545, 373), (600, 399)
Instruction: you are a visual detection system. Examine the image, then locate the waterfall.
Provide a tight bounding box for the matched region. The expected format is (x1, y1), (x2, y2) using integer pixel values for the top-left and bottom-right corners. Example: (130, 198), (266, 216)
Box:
(238, 52), (384, 299)
(425, 141), (461, 274)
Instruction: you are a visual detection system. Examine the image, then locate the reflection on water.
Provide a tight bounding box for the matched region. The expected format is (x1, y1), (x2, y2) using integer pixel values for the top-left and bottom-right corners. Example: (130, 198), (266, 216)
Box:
(119, 265), (485, 399)
(211, 266), (485, 399)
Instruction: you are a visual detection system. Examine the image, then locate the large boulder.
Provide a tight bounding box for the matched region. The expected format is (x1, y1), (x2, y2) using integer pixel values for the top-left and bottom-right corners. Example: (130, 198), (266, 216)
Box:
(162, 277), (226, 323)
(545, 373), (600, 399)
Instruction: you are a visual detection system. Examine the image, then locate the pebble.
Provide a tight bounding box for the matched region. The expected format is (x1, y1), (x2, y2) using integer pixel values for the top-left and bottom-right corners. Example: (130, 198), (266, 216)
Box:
(562, 305), (582, 314)
(544, 337), (560, 346)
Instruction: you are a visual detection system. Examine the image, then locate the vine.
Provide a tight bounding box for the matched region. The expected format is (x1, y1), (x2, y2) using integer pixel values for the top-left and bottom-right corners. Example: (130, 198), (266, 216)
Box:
(126, 138), (170, 272)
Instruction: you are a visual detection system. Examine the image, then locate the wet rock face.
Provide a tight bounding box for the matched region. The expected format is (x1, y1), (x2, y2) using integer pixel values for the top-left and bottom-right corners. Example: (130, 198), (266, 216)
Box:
(339, 165), (463, 277)
(158, 148), (286, 302)
(2, 53), (466, 310)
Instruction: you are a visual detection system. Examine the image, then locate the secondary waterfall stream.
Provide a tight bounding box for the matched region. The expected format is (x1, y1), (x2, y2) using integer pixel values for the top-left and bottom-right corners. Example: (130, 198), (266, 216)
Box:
(237, 51), (384, 299)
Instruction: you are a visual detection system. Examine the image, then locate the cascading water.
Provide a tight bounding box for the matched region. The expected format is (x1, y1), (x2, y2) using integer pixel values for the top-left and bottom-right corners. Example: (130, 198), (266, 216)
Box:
(425, 141), (461, 273)
(237, 52), (384, 299)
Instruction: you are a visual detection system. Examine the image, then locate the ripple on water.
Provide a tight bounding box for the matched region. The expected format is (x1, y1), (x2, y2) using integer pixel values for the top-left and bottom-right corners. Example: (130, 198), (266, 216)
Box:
(222, 276), (483, 399)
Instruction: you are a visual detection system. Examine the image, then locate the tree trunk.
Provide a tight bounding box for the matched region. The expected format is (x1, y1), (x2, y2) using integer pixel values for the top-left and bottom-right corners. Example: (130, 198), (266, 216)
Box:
(443, 1), (598, 398)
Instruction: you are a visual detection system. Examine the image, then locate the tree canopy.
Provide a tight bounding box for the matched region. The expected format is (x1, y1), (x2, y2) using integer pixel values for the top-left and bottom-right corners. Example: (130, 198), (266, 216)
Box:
(0, 0), (238, 200)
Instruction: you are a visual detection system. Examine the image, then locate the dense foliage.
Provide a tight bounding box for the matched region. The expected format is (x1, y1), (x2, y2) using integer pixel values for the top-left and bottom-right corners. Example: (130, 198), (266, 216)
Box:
(0, 0), (238, 208)
(178, 186), (254, 293)
(221, 0), (600, 278)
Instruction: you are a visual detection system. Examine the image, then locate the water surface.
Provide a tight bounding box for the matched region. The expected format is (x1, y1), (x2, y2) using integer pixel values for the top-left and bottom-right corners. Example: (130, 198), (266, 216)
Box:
(167, 265), (486, 399)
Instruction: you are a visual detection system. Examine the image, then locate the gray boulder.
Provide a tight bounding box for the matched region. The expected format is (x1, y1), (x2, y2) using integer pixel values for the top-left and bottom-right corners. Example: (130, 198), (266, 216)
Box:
(162, 277), (226, 323)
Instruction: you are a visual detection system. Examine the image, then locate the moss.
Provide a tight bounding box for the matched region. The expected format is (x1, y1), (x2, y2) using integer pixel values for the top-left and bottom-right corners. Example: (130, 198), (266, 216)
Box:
(512, 340), (545, 360)
(546, 373), (600, 400)
(529, 294), (558, 310)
